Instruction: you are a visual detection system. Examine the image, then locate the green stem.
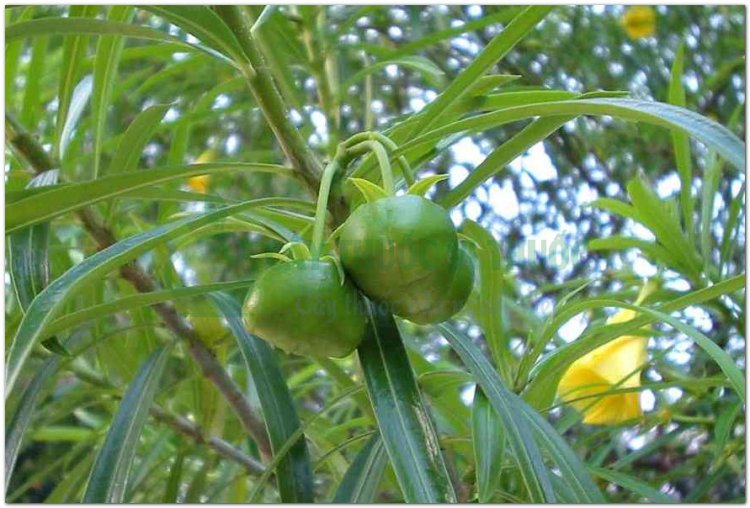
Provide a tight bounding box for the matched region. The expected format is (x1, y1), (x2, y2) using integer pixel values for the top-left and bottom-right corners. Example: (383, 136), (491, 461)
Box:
(348, 140), (395, 195)
(342, 132), (414, 187)
(311, 158), (341, 258)
(214, 6), (323, 194)
(368, 132), (415, 186)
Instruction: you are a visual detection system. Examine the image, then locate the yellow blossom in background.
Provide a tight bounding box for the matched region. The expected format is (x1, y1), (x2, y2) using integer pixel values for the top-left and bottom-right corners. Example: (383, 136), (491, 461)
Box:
(557, 281), (657, 425)
(622, 6), (657, 39)
(187, 148), (219, 193)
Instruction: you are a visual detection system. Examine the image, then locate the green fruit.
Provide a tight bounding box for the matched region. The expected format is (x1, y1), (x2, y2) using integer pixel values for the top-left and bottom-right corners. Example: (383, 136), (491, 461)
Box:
(242, 260), (366, 358)
(339, 194), (470, 323)
(407, 246), (474, 324)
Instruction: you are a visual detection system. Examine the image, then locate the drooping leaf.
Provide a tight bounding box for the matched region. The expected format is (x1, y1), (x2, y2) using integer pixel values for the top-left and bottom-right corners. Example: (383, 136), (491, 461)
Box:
(472, 389), (505, 502)
(6, 162), (293, 233)
(357, 302), (456, 503)
(438, 324), (556, 502)
(92, 6), (135, 178)
(108, 104), (171, 174)
(6, 200), (285, 395)
(211, 293), (314, 503)
(333, 435), (388, 503)
(83, 345), (172, 502)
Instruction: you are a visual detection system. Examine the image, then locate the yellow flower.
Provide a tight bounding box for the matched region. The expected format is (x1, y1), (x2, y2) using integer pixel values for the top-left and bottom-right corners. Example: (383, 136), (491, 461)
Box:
(187, 174), (210, 193)
(622, 6), (657, 39)
(187, 148), (218, 193)
(557, 281), (656, 425)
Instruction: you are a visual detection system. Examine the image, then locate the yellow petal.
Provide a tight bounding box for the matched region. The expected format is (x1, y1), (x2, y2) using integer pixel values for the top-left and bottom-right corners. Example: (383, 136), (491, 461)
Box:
(557, 283), (654, 425)
(622, 6), (656, 39)
(188, 174), (210, 193)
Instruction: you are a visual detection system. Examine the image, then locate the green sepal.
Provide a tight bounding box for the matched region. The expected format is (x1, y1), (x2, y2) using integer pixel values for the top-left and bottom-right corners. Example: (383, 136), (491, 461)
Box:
(251, 252), (292, 263)
(280, 241), (311, 261)
(458, 233), (482, 250)
(348, 178), (389, 203)
(406, 174), (449, 197)
(321, 255), (346, 286)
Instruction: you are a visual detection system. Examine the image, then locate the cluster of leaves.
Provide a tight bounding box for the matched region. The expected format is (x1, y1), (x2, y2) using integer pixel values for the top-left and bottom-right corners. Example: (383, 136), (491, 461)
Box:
(4, 5), (745, 503)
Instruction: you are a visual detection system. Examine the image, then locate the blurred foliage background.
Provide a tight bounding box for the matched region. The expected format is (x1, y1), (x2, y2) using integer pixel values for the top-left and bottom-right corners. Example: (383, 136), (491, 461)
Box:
(4, 4), (745, 503)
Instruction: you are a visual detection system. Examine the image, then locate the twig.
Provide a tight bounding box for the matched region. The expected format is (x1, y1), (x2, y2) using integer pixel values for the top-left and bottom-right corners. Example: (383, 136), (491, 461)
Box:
(5, 112), (272, 461)
(149, 406), (265, 476)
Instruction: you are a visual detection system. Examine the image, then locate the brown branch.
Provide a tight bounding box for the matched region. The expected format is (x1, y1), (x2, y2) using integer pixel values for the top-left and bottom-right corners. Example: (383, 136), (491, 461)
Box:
(5, 112), (272, 461)
(149, 406), (265, 476)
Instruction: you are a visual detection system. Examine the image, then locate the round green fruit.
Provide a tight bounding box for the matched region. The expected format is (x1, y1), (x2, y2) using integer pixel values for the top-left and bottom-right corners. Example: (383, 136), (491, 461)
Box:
(242, 259), (366, 358)
(406, 246), (474, 324)
(339, 194), (467, 323)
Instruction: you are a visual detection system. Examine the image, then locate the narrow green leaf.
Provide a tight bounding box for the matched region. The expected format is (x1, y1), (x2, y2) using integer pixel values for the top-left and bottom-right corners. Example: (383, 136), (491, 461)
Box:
(6, 162), (293, 234)
(340, 56), (444, 99)
(524, 276), (746, 409)
(668, 41), (695, 241)
(357, 302), (457, 503)
(5, 356), (62, 489)
(20, 36), (47, 129)
(408, 6), (553, 136)
(461, 220), (508, 375)
(714, 400), (742, 464)
(472, 389), (505, 502)
(437, 324), (555, 502)
(399, 98), (745, 173)
(440, 116), (574, 208)
(348, 178), (389, 203)
(6, 200), (280, 396)
(5, 7), (35, 105)
(108, 104), (171, 174)
(406, 174), (448, 197)
(700, 151), (722, 269)
(59, 74), (93, 161)
(83, 345), (172, 502)
(54, 6), (98, 158)
(589, 466), (676, 503)
(44, 279), (253, 339)
(8, 170), (69, 356)
(141, 6), (246, 62)
(333, 435), (388, 503)
(92, 6), (134, 178)
(163, 450), (185, 503)
(211, 293), (314, 503)
(6, 17), (232, 65)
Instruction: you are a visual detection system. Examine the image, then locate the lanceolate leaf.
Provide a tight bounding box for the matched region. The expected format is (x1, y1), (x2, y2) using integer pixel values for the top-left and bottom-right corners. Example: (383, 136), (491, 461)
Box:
(92, 6), (135, 178)
(140, 6), (246, 63)
(6, 17), (232, 65)
(6, 162), (293, 233)
(438, 324), (556, 502)
(108, 104), (171, 174)
(461, 220), (509, 376)
(211, 293), (314, 503)
(407, 6), (554, 136)
(333, 435), (388, 503)
(472, 389), (505, 502)
(439, 116), (574, 208)
(54, 5), (98, 158)
(6, 199), (286, 395)
(5, 356), (62, 490)
(524, 275), (746, 409)
(59, 74), (93, 162)
(83, 345), (172, 502)
(588, 466), (676, 503)
(398, 98), (746, 172)
(43, 280), (253, 339)
(357, 302), (456, 503)
(8, 169), (69, 356)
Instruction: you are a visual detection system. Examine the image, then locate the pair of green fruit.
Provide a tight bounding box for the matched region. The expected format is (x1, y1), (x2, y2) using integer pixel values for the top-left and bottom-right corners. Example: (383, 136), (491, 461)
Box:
(242, 140), (474, 358)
